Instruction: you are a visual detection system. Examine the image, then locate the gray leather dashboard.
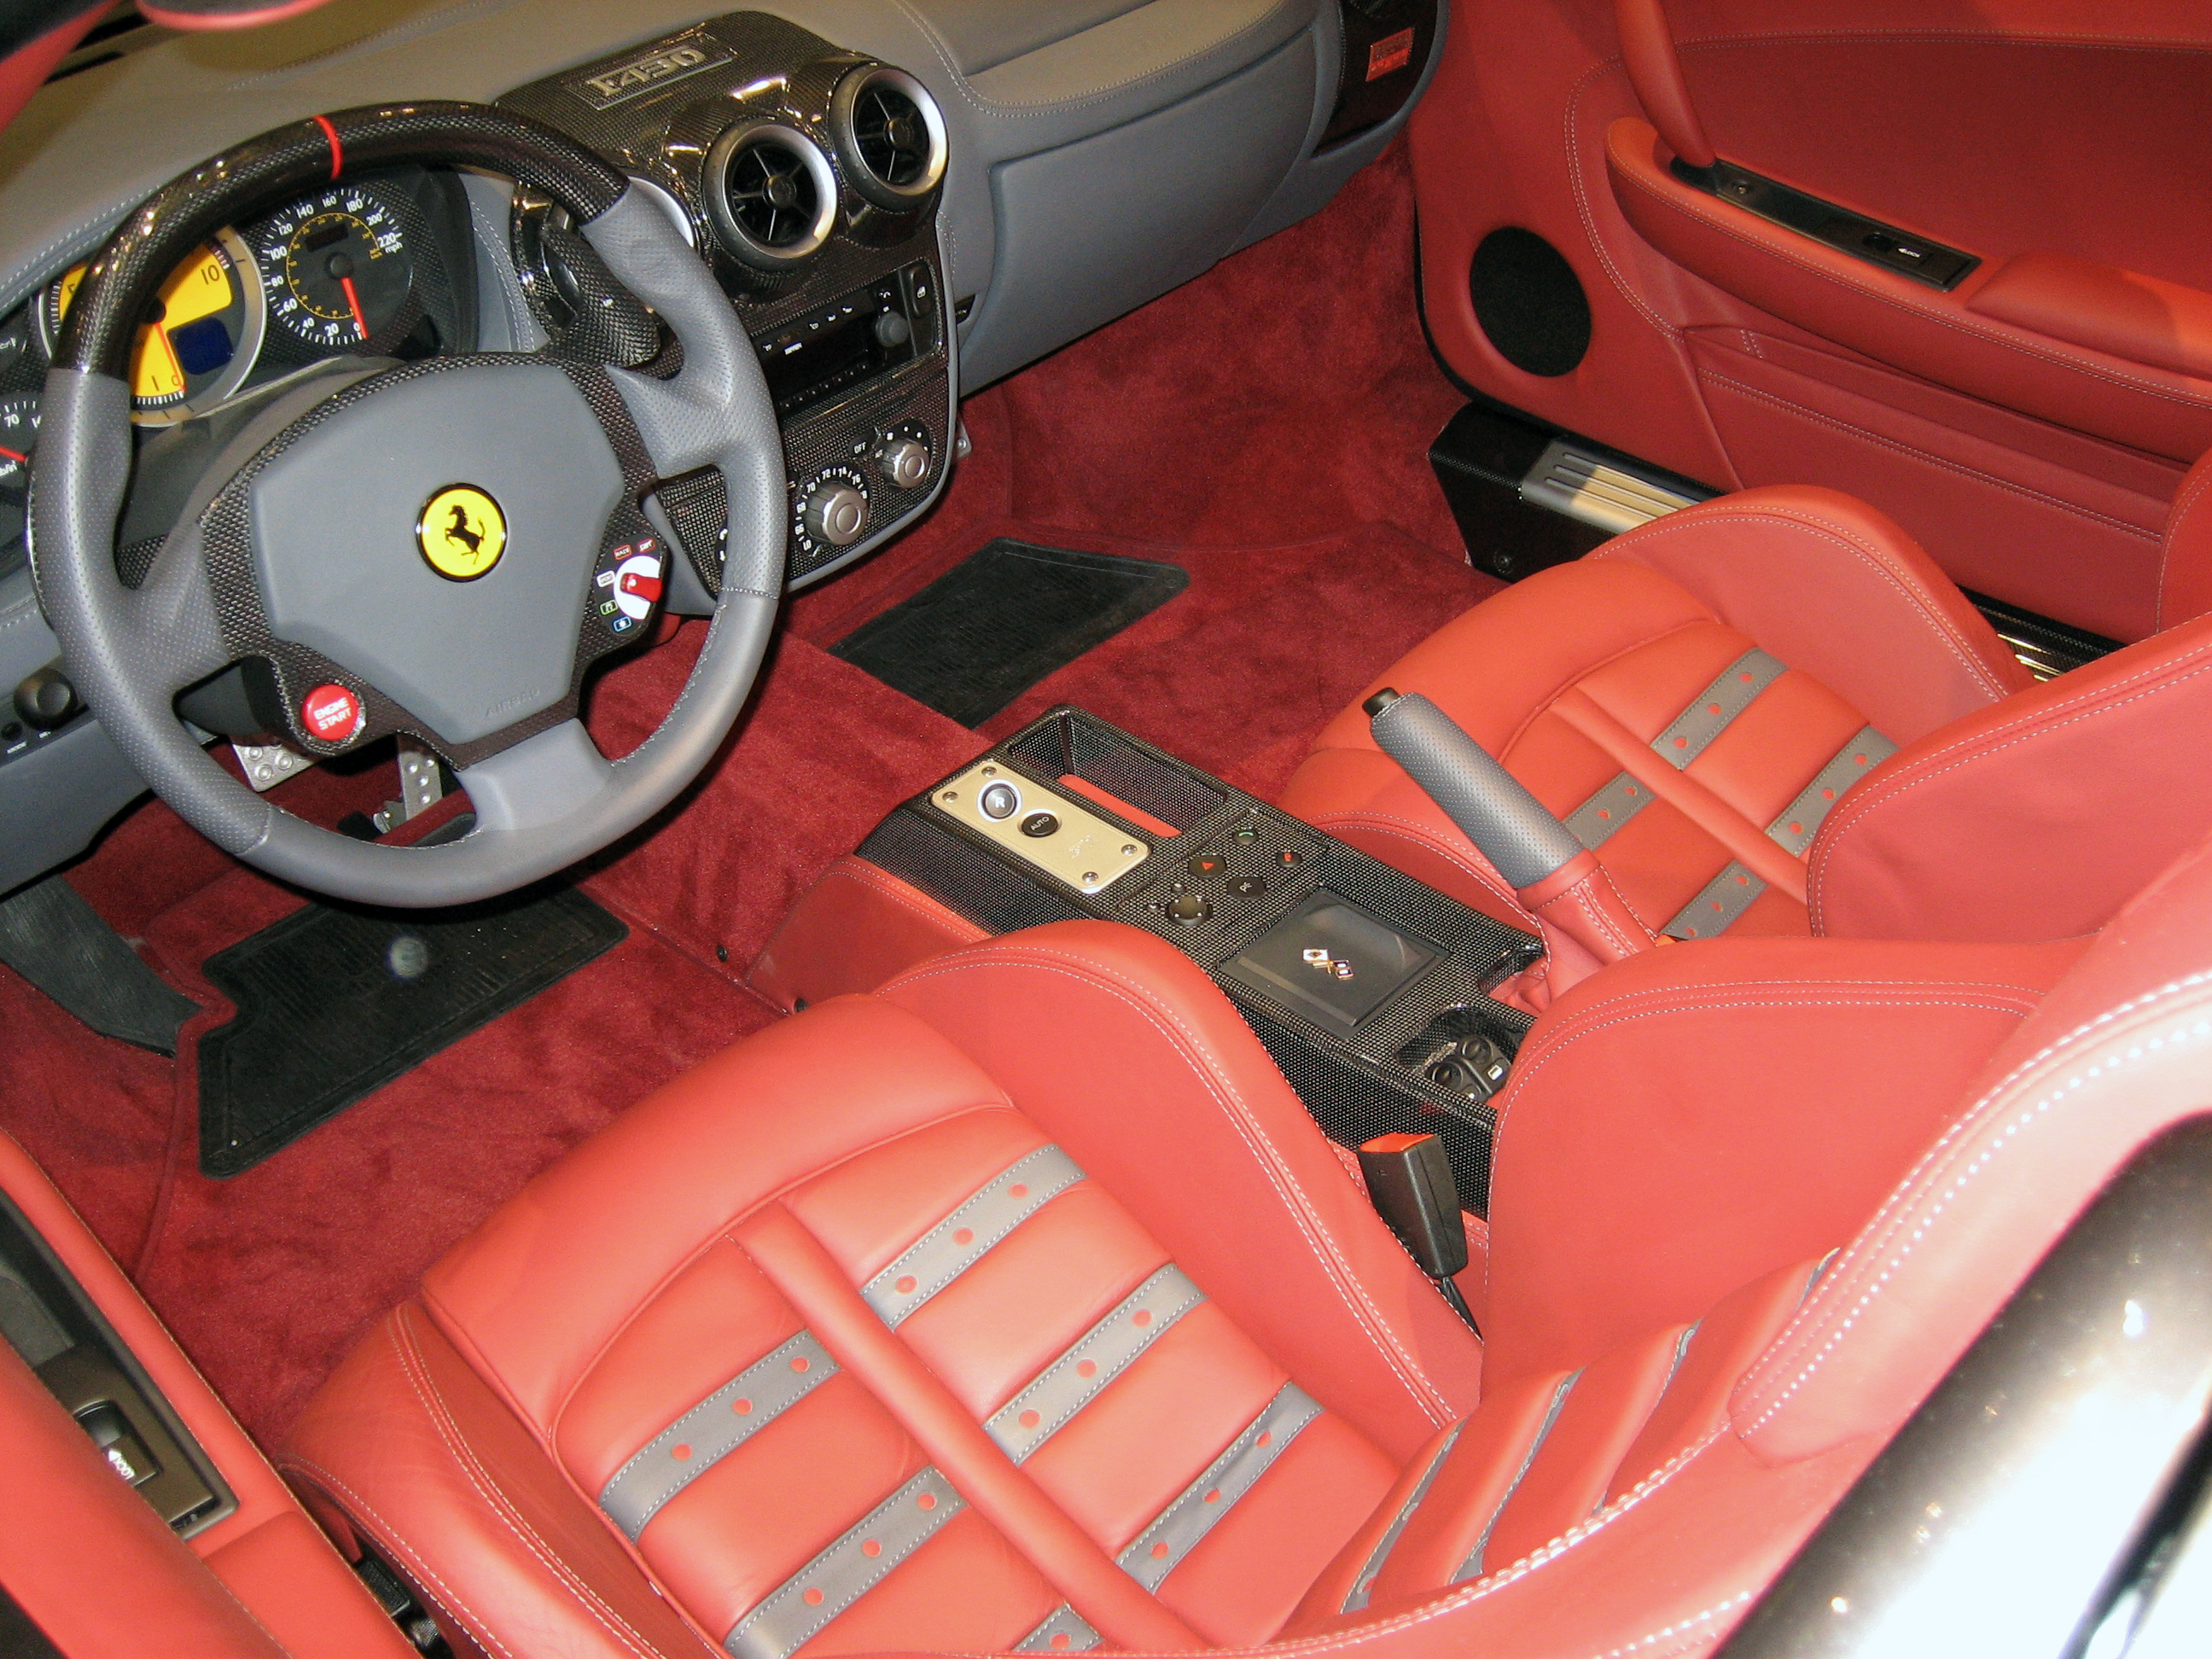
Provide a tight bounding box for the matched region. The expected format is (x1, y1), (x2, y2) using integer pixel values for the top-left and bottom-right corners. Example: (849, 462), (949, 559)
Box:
(0, 0), (1443, 896)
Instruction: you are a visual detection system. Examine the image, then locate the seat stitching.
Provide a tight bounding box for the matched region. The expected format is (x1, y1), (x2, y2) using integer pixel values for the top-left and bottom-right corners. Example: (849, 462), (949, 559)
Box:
(881, 946), (1464, 1426)
(1738, 981), (2212, 1435)
(1807, 649), (2212, 926)
(1611, 160), (2212, 413)
(1163, 1425), (1742, 1652)
(1697, 369), (2164, 542)
(884, 948), (1458, 1423)
(282, 1453), (529, 1659)
(2154, 458), (2212, 631)
(1485, 987), (2042, 1314)
(1597, 506), (2011, 699)
(1533, 875), (1644, 956)
(519, 1100), (1023, 1432)
(387, 1308), (695, 1659)
(1496, 614), (1720, 763)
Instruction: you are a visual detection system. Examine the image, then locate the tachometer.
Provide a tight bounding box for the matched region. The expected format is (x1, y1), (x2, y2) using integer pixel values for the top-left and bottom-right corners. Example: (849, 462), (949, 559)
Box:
(42, 229), (265, 425)
(256, 188), (414, 348)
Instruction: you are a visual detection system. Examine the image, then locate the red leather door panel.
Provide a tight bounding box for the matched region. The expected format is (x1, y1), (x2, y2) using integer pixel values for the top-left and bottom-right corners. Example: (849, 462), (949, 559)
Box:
(1412, 0), (2212, 640)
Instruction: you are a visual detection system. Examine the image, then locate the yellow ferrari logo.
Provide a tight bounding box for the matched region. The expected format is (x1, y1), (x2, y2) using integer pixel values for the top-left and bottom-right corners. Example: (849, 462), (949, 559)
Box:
(416, 486), (506, 580)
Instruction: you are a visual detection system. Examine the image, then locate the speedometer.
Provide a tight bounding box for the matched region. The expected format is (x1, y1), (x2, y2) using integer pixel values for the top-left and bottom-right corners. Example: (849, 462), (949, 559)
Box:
(255, 187), (414, 348)
(41, 228), (265, 425)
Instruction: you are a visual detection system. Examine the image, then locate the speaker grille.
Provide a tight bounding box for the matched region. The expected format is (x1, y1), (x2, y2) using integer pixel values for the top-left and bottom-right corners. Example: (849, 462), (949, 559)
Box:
(1470, 226), (1592, 377)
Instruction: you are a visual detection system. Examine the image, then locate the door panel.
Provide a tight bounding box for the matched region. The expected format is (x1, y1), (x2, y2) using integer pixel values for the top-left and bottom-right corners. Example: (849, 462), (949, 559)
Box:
(1412, 0), (2212, 639)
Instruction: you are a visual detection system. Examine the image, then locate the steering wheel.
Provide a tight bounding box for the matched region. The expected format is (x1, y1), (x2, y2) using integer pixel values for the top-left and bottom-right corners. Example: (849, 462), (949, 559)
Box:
(31, 103), (784, 908)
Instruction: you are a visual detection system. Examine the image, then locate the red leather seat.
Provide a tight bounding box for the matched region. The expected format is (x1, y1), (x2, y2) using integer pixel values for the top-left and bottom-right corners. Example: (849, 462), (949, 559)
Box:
(282, 870), (2212, 1658)
(1284, 460), (2212, 960)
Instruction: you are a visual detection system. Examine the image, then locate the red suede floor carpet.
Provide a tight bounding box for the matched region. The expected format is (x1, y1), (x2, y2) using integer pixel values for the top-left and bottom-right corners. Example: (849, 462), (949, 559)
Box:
(0, 139), (1495, 1445)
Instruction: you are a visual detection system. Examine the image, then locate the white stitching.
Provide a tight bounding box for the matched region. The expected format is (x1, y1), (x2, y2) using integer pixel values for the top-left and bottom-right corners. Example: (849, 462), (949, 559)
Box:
(1597, 505), (2011, 700)
(1611, 161), (2212, 415)
(1736, 975), (2212, 1433)
(1697, 370), (2163, 543)
(880, 943), (1464, 1427)
(1807, 641), (2212, 927)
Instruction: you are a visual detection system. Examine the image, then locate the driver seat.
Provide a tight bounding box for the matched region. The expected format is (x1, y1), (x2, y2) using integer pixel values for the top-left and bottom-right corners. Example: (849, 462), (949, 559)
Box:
(282, 873), (2212, 1658)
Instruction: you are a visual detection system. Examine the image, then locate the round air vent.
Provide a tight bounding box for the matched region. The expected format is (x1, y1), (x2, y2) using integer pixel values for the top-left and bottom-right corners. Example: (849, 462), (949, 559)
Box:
(705, 120), (838, 271)
(830, 65), (947, 212)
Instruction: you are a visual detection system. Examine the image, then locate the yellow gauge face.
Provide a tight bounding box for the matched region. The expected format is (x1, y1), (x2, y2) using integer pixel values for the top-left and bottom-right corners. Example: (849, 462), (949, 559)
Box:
(48, 237), (259, 418)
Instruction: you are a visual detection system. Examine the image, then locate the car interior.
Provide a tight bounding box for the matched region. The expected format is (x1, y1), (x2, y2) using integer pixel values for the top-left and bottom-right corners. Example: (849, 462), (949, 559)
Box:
(3, 1), (2212, 1655)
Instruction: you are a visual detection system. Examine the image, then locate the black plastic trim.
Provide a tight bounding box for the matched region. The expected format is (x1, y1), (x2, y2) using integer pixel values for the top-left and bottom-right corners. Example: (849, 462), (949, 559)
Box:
(0, 1190), (236, 1536)
(1669, 157), (1979, 292)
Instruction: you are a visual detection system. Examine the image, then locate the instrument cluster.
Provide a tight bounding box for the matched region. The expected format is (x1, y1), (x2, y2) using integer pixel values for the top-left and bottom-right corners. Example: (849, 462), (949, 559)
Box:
(0, 166), (479, 573)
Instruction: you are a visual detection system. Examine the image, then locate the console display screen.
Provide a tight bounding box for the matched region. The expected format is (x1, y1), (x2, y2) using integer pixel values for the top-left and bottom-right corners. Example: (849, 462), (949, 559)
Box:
(1220, 889), (1437, 1033)
(760, 303), (887, 416)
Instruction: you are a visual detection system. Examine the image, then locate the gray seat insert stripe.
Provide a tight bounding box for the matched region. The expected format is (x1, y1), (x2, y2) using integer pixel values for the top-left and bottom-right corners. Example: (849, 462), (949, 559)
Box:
(1342, 1421), (1465, 1613)
(1650, 649), (1787, 771)
(1014, 1605), (1103, 1652)
(1117, 1383), (1323, 1592)
(723, 1468), (964, 1659)
(985, 1265), (1206, 1464)
(1453, 1370), (1580, 1584)
(1563, 771), (1656, 851)
(1765, 726), (1898, 857)
(1659, 860), (1769, 940)
(862, 1144), (1086, 1329)
(600, 1330), (838, 1540)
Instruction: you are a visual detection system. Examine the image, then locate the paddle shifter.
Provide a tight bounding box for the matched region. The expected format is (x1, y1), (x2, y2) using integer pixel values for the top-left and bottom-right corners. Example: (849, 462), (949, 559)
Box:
(1364, 690), (1651, 996)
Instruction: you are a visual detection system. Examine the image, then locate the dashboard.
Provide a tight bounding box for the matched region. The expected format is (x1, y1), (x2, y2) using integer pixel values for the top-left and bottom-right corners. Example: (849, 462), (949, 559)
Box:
(0, 0), (1444, 897)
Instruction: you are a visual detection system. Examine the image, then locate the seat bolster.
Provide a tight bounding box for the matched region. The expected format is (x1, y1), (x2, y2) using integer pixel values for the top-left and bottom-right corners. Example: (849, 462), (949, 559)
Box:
(876, 921), (1483, 1459)
(282, 1305), (719, 1659)
(1301, 559), (1714, 759)
(1596, 486), (2033, 746)
(420, 996), (1011, 1429)
(1742, 830), (2212, 1463)
(2153, 448), (2212, 630)
(1810, 614), (2212, 940)
(1479, 934), (2081, 1385)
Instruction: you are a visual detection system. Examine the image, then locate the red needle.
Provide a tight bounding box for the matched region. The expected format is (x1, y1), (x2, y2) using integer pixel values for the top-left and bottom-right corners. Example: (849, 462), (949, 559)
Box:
(0, 446), (26, 464)
(340, 274), (368, 341)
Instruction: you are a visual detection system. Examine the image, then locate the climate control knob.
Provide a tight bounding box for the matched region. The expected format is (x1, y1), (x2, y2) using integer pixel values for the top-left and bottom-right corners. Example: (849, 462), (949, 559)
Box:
(880, 438), (931, 490)
(802, 480), (868, 547)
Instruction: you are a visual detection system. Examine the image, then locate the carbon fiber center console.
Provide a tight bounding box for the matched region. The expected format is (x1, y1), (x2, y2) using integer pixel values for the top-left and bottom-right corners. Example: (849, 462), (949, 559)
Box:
(498, 12), (956, 591)
(859, 709), (1541, 1214)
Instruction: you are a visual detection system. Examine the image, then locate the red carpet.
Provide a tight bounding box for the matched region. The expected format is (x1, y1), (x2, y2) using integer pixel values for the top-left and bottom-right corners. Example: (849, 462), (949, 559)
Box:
(0, 139), (1495, 1444)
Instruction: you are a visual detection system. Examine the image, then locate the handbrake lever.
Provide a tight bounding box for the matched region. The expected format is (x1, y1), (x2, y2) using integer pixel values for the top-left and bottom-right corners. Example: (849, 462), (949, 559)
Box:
(1365, 689), (1651, 988)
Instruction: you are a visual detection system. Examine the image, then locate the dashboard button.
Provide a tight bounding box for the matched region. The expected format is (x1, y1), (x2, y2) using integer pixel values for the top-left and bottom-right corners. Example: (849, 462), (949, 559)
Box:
(978, 780), (1020, 820)
(1019, 812), (1059, 838)
(1163, 894), (1213, 925)
(1226, 875), (1268, 898)
(1187, 853), (1226, 877)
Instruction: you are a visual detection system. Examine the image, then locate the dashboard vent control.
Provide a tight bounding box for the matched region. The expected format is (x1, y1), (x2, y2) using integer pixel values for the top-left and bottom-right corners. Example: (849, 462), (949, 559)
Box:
(706, 120), (838, 270)
(830, 66), (948, 212)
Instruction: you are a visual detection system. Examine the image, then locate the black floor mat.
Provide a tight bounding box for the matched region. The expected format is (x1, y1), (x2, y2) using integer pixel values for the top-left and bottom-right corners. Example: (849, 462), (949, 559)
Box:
(831, 539), (1189, 725)
(195, 887), (626, 1177)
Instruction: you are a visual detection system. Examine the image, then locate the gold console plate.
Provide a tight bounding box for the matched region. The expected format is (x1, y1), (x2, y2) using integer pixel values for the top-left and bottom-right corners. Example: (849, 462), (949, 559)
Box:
(933, 764), (1150, 895)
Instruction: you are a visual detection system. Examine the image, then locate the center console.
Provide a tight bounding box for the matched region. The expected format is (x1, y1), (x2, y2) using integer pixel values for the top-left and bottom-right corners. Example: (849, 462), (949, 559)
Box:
(846, 710), (1540, 1214)
(498, 13), (957, 593)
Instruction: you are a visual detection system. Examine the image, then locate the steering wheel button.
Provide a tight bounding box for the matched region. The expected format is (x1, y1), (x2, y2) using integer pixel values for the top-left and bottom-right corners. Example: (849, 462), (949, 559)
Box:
(301, 683), (364, 744)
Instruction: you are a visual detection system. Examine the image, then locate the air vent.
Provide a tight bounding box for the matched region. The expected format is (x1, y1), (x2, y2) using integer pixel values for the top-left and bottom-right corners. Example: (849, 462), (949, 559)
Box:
(830, 66), (947, 212)
(705, 120), (838, 271)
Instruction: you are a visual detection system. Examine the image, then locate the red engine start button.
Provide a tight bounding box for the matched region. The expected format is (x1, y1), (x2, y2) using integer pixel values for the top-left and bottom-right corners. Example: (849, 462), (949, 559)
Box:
(301, 683), (364, 743)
